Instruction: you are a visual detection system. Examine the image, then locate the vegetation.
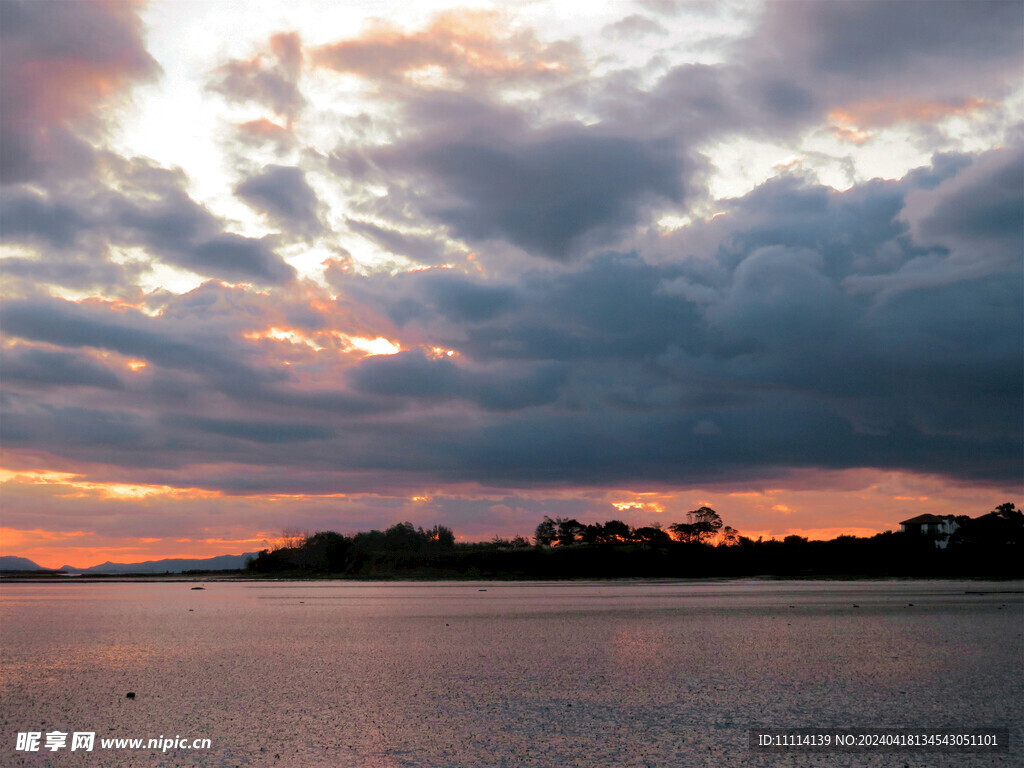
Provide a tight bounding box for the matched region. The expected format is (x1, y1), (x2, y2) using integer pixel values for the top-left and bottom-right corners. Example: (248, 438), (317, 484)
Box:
(247, 504), (1023, 579)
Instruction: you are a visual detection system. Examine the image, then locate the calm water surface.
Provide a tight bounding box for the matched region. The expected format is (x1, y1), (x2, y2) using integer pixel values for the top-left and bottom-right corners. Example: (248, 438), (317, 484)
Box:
(1, 579), (1021, 767)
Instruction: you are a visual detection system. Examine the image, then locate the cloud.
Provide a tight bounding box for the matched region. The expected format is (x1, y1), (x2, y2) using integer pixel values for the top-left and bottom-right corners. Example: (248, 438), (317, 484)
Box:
(112, 163), (298, 285)
(346, 219), (449, 265)
(735, 0), (1024, 137)
(340, 148), (1021, 485)
(315, 12), (696, 262)
(1, 347), (124, 390)
(207, 31), (306, 120)
(586, 1), (1023, 152)
(187, 234), (294, 284)
(0, 187), (87, 247)
(1, 157), (296, 291)
(906, 145), (1023, 260)
(1, 1), (1020, 529)
(348, 349), (566, 411)
(635, 0), (684, 16)
(109, 162), (296, 284)
(763, 0), (1022, 81)
(236, 164), (323, 239)
(0, 296), (272, 389)
(0, 0), (160, 183)
(383, 129), (685, 260)
(161, 415), (333, 444)
(235, 119), (296, 153)
(313, 11), (578, 88)
(602, 15), (668, 41)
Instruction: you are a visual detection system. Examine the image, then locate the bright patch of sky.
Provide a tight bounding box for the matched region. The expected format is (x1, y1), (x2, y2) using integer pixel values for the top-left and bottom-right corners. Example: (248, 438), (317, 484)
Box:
(102, 0), (1017, 290)
(109, 1), (761, 284)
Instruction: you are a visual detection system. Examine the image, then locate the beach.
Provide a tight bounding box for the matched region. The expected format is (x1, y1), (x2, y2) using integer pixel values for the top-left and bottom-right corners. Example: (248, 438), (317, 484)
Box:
(2, 579), (1021, 767)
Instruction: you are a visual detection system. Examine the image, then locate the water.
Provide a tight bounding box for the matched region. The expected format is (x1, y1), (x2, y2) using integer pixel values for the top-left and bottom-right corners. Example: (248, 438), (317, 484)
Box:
(1, 579), (1021, 767)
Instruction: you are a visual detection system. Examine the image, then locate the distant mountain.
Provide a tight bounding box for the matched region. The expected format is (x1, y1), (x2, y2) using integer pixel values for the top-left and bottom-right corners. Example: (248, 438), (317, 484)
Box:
(0, 555), (48, 571)
(61, 552), (260, 574)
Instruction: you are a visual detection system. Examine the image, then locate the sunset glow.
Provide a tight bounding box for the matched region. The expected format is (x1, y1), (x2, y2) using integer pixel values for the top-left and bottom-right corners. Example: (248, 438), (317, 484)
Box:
(0, 0), (1020, 568)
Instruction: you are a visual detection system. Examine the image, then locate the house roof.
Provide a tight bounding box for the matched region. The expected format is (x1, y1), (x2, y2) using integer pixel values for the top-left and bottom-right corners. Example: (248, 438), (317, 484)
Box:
(900, 513), (955, 525)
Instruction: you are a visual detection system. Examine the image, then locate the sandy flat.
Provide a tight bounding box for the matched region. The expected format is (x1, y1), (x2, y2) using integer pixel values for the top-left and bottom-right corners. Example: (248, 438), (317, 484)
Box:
(2, 579), (1021, 767)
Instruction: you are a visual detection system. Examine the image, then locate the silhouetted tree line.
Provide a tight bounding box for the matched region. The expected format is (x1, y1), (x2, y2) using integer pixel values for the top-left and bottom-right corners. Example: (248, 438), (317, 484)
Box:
(532, 507), (739, 547)
(247, 504), (1022, 579)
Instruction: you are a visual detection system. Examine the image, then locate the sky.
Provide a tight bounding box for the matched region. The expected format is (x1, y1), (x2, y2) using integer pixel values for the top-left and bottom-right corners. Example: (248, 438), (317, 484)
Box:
(1, 0), (1021, 568)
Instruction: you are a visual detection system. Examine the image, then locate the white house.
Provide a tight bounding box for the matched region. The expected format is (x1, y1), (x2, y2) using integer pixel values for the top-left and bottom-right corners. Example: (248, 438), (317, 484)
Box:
(899, 514), (959, 548)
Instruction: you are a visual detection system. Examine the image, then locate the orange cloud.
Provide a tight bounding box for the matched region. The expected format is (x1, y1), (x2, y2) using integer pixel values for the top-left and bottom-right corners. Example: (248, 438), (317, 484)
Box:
(828, 97), (994, 142)
(0, 527), (90, 550)
(242, 325), (401, 359)
(3, 0), (159, 128)
(313, 10), (575, 86)
(611, 500), (666, 515)
(0, 468), (221, 501)
(237, 118), (292, 143)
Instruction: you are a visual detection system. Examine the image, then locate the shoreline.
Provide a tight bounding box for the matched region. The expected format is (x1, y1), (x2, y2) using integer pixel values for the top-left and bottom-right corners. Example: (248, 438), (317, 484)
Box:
(3, 571), (1023, 585)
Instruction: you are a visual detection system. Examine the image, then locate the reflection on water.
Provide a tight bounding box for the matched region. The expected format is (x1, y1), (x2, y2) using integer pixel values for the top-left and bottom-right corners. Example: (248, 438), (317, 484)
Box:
(1, 579), (1021, 767)
(3, 643), (158, 681)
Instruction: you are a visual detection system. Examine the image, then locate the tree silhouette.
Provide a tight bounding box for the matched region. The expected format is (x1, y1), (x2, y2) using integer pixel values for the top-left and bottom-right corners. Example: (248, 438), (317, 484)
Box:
(670, 507), (723, 544)
(632, 525), (671, 545)
(599, 519), (632, 543)
(556, 517), (586, 546)
(992, 502), (1021, 521)
(534, 516), (557, 546)
(243, 506), (1019, 579)
(720, 525), (740, 546)
(953, 502), (1024, 546)
(424, 524), (455, 547)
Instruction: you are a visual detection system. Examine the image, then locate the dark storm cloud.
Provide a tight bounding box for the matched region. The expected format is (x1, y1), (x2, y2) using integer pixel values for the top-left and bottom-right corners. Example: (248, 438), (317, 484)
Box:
(0, 297), (273, 389)
(0, 283), (394, 470)
(764, 0), (1022, 78)
(0, 188), (86, 247)
(3, 149), (1018, 488)
(340, 148), (1022, 485)
(3, 2), (1020, 501)
(236, 165), (323, 238)
(322, 1), (1020, 268)
(0, 185), (138, 289)
(0, 256), (133, 292)
(1, 347), (124, 390)
(348, 349), (566, 411)
(735, 0), (1024, 129)
(385, 131), (684, 260)
(909, 145), (1024, 254)
(110, 164), (296, 284)
(348, 253), (702, 362)
(1, 159), (295, 290)
(0, 0), (160, 184)
(186, 234), (293, 284)
(0, 405), (147, 452)
(450, 394), (1021, 487)
(313, 17), (690, 263)
(419, 272), (520, 324)
(162, 415), (333, 444)
(591, 1), (1024, 150)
